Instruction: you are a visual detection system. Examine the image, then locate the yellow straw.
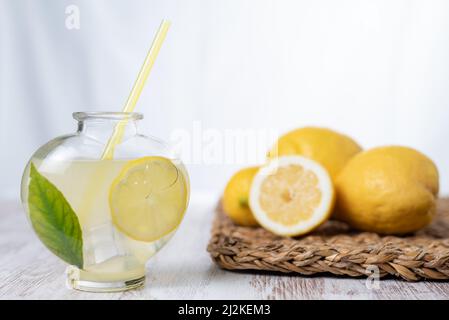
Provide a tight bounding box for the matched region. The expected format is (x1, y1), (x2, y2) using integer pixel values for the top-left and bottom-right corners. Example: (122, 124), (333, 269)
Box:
(102, 19), (171, 160)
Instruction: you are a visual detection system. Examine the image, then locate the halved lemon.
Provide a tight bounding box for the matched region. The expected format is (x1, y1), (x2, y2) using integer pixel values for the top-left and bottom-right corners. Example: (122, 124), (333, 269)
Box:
(109, 156), (188, 242)
(249, 156), (335, 236)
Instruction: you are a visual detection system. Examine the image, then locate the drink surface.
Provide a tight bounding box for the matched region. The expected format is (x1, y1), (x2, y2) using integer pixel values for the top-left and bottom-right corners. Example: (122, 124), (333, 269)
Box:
(22, 158), (189, 282)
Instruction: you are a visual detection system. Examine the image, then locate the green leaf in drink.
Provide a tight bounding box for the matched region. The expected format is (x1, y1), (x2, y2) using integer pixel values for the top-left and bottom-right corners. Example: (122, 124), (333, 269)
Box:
(28, 162), (83, 268)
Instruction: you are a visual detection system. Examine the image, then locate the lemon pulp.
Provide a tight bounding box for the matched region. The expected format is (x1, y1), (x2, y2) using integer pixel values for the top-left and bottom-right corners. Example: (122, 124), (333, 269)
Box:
(249, 156), (334, 236)
(259, 164), (322, 226)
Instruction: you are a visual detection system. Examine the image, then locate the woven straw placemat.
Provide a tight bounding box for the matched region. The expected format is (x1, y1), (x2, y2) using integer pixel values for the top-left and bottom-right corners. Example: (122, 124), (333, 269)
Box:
(207, 198), (449, 281)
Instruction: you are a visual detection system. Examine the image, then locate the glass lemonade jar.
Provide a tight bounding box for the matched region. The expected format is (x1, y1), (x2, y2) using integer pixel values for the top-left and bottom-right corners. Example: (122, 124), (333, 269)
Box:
(20, 112), (189, 292)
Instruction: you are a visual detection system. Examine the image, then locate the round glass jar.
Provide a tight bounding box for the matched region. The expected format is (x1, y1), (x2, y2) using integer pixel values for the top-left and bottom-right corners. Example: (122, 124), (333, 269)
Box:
(20, 112), (189, 292)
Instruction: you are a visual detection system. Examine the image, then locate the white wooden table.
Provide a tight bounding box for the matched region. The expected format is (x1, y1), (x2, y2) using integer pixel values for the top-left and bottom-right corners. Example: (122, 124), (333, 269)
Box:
(1, 196), (449, 300)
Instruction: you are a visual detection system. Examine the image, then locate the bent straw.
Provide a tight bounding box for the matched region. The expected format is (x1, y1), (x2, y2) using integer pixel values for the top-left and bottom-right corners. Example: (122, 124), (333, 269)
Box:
(101, 20), (171, 160)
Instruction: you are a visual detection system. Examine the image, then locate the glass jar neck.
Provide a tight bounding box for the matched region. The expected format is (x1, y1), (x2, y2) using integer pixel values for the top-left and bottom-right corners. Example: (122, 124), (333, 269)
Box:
(73, 112), (143, 144)
(77, 119), (139, 143)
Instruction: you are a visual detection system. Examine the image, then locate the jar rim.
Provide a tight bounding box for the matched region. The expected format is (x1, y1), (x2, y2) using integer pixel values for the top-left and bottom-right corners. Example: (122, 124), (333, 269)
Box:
(73, 112), (144, 121)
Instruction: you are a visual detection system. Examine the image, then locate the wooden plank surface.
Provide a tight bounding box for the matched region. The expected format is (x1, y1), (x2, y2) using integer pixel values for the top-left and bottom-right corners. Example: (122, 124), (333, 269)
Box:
(1, 197), (449, 300)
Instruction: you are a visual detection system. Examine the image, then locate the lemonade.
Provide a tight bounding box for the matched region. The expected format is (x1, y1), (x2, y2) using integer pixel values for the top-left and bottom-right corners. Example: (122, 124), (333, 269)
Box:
(20, 21), (181, 292)
(21, 155), (189, 291)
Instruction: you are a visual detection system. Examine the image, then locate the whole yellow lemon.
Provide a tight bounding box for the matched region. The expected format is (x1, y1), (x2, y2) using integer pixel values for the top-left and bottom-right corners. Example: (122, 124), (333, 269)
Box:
(268, 127), (362, 181)
(335, 146), (439, 234)
(223, 167), (259, 226)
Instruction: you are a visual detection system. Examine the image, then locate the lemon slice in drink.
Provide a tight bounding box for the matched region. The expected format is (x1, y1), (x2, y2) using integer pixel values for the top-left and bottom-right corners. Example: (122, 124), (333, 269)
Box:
(249, 156), (335, 236)
(109, 156), (188, 242)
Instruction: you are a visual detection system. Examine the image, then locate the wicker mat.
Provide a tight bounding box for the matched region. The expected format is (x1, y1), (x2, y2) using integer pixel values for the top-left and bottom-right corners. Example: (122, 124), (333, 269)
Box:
(207, 198), (449, 281)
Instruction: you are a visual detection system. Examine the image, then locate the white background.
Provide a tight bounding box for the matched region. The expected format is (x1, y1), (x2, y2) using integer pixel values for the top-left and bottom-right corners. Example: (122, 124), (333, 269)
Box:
(1, 0), (449, 200)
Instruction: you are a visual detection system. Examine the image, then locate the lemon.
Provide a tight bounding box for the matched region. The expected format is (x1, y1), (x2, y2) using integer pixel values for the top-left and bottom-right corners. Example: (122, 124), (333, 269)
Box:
(109, 156), (188, 242)
(335, 146), (439, 234)
(268, 127), (362, 181)
(249, 156), (335, 236)
(222, 167), (259, 226)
